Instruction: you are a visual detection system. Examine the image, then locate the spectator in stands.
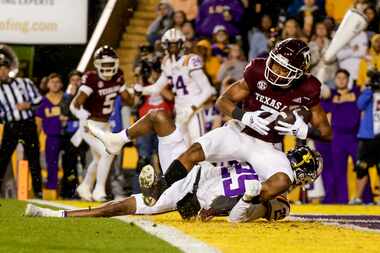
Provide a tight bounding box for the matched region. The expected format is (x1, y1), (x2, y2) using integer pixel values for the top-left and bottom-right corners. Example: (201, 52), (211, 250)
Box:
(323, 69), (361, 203)
(248, 14), (272, 59)
(195, 39), (221, 85)
(281, 18), (303, 40)
(60, 70), (84, 199)
(172, 10), (187, 30)
(217, 44), (247, 86)
(357, 34), (380, 88)
(211, 25), (230, 60)
(287, 0), (325, 17)
(196, 0), (244, 37)
(147, 1), (173, 45)
(0, 53), (43, 198)
(296, 0), (325, 38)
(336, 30), (368, 88)
(169, 0), (198, 21)
(354, 69), (380, 205)
(364, 5), (379, 38)
(182, 21), (196, 41)
(35, 73), (66, 193)
(323, 16), (336, 37)
(309, 21), (337, 83)
(325, 0), (353, 24)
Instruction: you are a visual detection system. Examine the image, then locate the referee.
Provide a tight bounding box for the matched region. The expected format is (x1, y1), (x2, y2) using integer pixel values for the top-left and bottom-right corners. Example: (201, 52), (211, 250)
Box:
(0, 51), (43, 198)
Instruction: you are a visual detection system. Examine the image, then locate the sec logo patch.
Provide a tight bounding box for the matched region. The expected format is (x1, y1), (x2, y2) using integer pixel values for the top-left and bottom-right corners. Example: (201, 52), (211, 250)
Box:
(257, 80), (267, 90)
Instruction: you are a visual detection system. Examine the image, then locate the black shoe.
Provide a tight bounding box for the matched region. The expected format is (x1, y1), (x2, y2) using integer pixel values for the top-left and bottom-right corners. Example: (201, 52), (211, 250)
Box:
(139, 165), (167, 206)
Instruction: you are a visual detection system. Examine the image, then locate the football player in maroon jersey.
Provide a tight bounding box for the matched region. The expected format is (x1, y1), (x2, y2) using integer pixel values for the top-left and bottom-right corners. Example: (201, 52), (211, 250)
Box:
(70, 45), (135, 202)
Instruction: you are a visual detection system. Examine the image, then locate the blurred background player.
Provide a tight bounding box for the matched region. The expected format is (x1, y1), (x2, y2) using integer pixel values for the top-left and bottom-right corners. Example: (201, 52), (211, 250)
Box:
(70, 45), (135, 202)
(136, 28), (215, 146)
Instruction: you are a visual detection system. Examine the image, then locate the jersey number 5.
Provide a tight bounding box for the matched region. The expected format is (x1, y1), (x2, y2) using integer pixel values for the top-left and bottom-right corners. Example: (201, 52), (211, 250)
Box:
(103, 93), (117, 114)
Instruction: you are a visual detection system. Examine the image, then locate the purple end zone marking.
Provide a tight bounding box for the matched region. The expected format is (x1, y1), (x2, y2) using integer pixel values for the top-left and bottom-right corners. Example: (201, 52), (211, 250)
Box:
(291, 214), (380, 231)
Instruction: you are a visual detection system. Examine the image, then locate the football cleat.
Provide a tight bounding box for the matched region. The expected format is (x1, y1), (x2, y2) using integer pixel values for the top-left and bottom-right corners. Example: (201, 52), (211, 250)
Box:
(25, 204), (63, 217)
(76, 183), (93, 201)
(25, 204), (43, 217)
(87, 121), (124, 155)
(139, 165), (168, 206)
(92, 187), (107, 202)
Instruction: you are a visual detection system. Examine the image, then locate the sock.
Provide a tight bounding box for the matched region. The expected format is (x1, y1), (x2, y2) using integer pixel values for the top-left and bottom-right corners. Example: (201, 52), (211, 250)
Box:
(43, 208), (66, 218)
(94, 153), (114, 196)
(164, 159), (188, 187)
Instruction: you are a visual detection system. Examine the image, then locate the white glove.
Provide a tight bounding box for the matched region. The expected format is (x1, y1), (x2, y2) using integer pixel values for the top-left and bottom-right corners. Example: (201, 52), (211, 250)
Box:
(274, 110), (308, 140)
(242, 179), (262, 202)
(134, 83), (143, 94)
(176, 106), (194, 125)
(241, 110), (270, 135)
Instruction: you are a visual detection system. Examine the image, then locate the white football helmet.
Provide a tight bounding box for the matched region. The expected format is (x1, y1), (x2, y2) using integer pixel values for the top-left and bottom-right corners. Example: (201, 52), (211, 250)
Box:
(161, 28), (186, 56)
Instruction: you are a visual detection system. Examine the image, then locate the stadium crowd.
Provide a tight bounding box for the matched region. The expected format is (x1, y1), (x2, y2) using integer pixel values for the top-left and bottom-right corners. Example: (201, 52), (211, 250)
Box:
(1, 0), (380, 205)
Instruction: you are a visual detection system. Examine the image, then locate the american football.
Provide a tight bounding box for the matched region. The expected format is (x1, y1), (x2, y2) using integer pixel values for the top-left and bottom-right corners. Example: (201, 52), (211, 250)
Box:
(275, 106), (312, 125)
(1, 1), (380, 253)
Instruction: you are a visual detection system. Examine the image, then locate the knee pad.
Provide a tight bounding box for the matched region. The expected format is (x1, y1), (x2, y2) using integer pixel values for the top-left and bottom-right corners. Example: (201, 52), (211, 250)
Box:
(265, 195), (290, 221)
(355, 160), (369, 179)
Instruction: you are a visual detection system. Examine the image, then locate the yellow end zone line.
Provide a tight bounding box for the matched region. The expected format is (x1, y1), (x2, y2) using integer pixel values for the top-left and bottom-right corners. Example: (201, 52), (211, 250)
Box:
(51, 201), (380, 253)
(27, 199), (221, 253)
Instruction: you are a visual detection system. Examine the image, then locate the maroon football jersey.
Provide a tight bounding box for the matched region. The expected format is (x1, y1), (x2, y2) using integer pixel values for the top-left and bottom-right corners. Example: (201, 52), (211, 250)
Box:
(242, 58), (321, 143)
(81, 70), (124, 120)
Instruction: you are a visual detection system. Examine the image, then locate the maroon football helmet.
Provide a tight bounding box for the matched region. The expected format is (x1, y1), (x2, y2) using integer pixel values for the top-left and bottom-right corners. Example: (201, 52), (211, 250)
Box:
(93, 45), (119, 80)
(264, 38), (311, 88)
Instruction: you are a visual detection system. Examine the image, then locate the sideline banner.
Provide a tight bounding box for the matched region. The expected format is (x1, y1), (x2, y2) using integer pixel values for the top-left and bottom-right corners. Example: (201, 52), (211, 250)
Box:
(0, 0), (88, 44)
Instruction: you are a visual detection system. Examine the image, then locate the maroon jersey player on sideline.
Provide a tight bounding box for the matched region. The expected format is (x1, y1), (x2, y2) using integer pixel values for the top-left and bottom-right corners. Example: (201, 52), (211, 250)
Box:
(70, 45), (134, 202)
(127, 38), (332, 207)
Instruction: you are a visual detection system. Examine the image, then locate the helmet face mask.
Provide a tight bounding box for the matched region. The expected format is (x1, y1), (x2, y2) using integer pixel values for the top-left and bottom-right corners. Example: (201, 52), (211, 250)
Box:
(93, 46), (119, 80)
(264, 38), (311, 88)
(265, 51), (304, 88)
(161, 28), (186, 58)
(287, 146), (323, 186)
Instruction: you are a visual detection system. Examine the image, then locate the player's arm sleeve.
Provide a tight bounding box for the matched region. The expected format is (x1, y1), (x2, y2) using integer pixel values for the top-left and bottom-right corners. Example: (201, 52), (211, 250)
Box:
(190, 69), (215, 108)
(142, 73), (168, 95)
(228, 199), (266, 223)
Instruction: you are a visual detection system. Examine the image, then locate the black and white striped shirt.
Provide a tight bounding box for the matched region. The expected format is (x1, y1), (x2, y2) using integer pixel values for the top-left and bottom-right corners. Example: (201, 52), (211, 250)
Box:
(0, 78), (42, 123)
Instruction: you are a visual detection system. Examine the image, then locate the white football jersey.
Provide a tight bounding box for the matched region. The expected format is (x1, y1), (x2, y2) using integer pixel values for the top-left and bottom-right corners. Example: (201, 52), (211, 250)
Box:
(196, 161), (258, 209)
(161, 54), (207, 107)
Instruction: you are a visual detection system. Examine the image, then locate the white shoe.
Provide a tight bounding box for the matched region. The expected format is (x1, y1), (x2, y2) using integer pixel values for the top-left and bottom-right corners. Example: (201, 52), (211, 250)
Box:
(92, 187), (107, 202)
(25, 204), (43, 217)
(76, 183), (93, 201)
(348, 198), (363, 205)
(87, 121), (124, 155)
(25, 204), (63, 217)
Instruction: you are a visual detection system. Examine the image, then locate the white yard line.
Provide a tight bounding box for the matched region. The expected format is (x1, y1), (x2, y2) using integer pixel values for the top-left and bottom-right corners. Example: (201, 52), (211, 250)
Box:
(27, 199), (221, 253)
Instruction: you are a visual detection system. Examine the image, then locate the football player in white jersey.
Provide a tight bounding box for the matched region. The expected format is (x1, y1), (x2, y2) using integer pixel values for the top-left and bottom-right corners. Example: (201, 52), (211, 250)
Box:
(136, 28), (215, 145)
(25, 110), (321, 222)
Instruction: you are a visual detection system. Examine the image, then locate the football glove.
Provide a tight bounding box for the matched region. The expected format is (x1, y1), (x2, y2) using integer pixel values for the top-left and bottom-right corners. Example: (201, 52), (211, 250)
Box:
(274, 110), (308, 140)
(241, 110), (270, 136)
(242, 179), (262, 202)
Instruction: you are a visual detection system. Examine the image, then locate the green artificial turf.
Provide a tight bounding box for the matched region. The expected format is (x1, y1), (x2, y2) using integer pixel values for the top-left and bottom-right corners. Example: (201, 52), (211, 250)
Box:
(0, 199), (181, 253)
